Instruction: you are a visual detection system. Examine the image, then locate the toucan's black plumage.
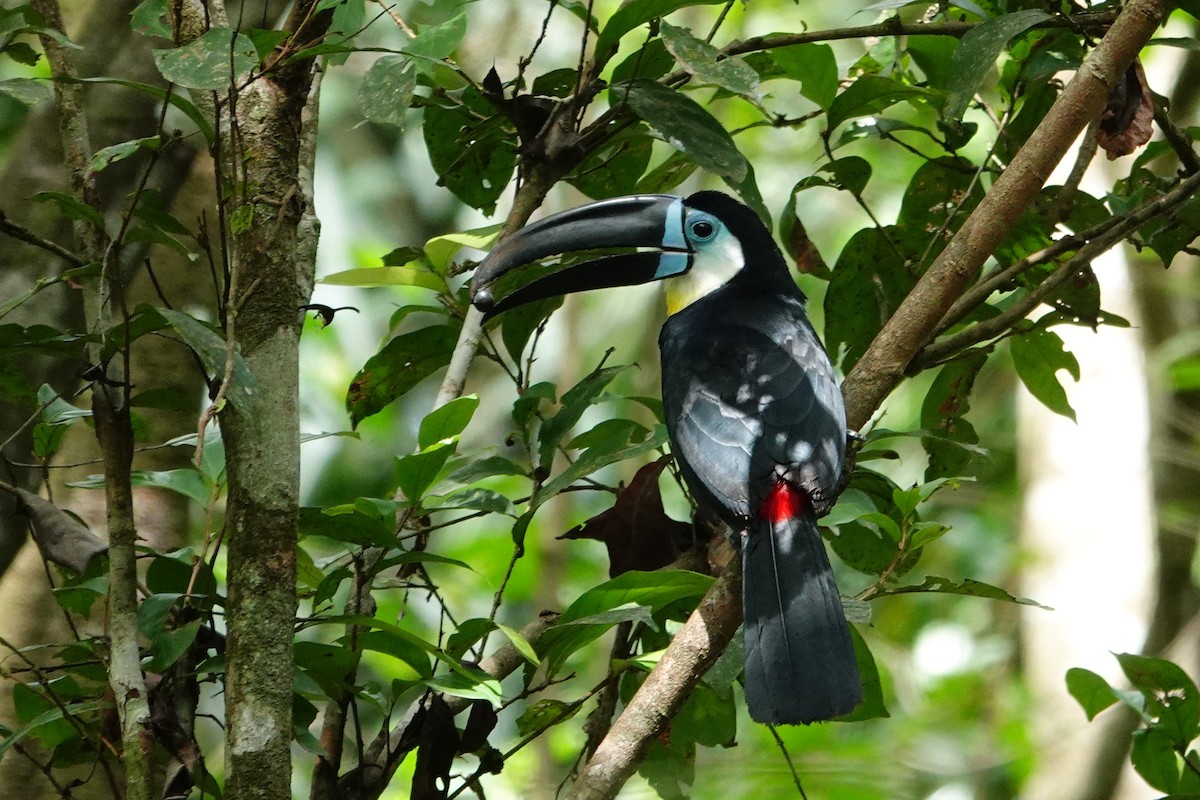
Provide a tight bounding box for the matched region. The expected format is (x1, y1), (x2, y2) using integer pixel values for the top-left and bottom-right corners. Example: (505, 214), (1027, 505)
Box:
(471, 191), (862, 724)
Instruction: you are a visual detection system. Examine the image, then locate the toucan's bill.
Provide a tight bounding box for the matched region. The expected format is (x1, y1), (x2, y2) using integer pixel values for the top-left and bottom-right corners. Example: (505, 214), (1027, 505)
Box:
(470, 194), (693, 317)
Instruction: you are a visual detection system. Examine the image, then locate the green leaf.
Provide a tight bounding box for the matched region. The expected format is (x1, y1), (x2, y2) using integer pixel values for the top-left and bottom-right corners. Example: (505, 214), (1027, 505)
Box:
(395, 442), (456, 502)
(496, 623), (540, 666)
(593, 0), (725, 62)
(29, 191), (104, 228)
(660, 22), (758, 99)
(131, 0), (171, 38)
(770, 42), (838, 110)
(419, 395), (479, 449)
(68, 76), (214, 142)
(1131, 727), (1181, 793)
(402, 12), (468, 60)
(827, 76), (934, 131)
(838, 626), (889, 720)
(423, 89), (517, 215)
(497, 296), (563, 363)
(537, 424), (668, 503)
(356, 631), (432, 679)
(673, 683), (735, 747)
(943, 10), (1052, 121)
(245, 27), (290, 61)
(88, 135), (161, 177)
(358, 55), (417, 129)
(880, 575), (1051, 609)
(1116, 652), (1200, 745)
(152, 27), (258, 90)
(294, 642), (359, 697)
(433, 487), (514, 515)
(824, 226), (916, 372)
(37, 383), (91, 425)
(121, 469), (211, 507)
(424, 669), (503, 704)
(0, 77), (50, 105)
(537, 365), (629, 471)
(0, 696), (109, 759)
(617, 79), (749, 183)
(793, 156), (872, 196)
(346, 324), (460, 427)
(317, 265), (442, 289)
(424, 223), (503, 274)
(156, 308), (257, 414)
(145, 620), (201, 672)
(299, 506), (394, 548)
(559, 570), (713, 624)
(921, 354), (987, 481)
(567, 128), (654, 199)
(444, 455), (527, 485)
(1010, 328), (1079, 421)
(539, 571), (713, 674)
(1066, 667), (1120, 721)
(517, 699), (579, 736)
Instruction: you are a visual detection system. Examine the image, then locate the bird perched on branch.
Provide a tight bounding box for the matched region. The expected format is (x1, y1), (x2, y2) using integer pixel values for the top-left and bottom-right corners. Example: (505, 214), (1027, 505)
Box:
(470, 191), (861, 724)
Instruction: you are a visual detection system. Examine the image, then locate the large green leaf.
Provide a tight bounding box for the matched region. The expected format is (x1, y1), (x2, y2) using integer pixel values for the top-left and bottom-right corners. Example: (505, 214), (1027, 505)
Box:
(156, 308), (257, 414)
(423, 88), (517, 215)
(1066, 667), (1120, 721)
(660, 22), (758, 99)
(537, 365), (629, 471)
(769, 42), (838, 110)
(827, 76), (933, 131)
(1010, 328), (1079, 421)
(152, 27), (257, 90)
(358, 55), (418, 129)
(823, 226), (917, 372)
(617, 79), (748, 183)
(346, 324), (460, 427)
(943, 10), (1052, 121)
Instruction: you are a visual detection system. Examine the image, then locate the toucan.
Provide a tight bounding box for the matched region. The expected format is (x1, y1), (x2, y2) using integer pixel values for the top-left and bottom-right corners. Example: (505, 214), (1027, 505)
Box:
(470, 191), (862, 725)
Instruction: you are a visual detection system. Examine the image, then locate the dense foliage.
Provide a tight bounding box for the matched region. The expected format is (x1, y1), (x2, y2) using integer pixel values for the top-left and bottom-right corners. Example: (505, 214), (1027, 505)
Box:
(0, 0), (1196, 798)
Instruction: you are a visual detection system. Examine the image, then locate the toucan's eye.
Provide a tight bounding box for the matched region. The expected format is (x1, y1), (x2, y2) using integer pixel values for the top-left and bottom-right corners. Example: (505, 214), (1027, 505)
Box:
(691, 220), (715, 239)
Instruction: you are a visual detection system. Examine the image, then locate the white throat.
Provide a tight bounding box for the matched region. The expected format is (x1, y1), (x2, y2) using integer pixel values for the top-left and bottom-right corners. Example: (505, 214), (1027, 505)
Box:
(664, 235), (744, 315)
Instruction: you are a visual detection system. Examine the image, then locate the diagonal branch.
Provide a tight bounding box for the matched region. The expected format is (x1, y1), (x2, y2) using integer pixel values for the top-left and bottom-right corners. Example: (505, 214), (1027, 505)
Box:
(840, 0), (1171, 432)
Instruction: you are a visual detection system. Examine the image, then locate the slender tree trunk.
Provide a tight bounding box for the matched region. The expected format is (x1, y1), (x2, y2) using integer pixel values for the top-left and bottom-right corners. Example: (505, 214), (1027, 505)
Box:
(216, 3), (328, 796)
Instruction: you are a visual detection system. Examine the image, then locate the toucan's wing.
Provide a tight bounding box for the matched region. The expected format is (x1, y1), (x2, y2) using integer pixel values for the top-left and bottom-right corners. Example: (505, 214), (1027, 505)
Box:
(659, 289), (846, 522)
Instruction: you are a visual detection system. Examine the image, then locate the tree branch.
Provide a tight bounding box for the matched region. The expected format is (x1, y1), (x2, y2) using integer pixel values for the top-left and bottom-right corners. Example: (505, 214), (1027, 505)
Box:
(840, 0), (1170, 432)
(917, 168), (1200, 367)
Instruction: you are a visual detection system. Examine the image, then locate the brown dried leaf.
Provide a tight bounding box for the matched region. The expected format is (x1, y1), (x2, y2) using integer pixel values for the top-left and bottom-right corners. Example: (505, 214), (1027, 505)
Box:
(1097, 59), (1154, 160)
(560, 455), (693, 577)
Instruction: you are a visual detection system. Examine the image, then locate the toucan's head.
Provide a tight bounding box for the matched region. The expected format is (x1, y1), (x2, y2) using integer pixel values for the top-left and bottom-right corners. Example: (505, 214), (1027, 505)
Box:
(471, 191), (787, 319)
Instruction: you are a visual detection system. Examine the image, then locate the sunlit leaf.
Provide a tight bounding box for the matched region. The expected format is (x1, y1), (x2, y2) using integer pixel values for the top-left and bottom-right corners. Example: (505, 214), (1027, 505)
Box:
(617, 80), (749, 183)
(152, 27), (257, 90)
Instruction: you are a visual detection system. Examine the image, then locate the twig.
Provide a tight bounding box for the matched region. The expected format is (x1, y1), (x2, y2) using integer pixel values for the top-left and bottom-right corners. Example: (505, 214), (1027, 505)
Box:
(767, 725), (809, 800)
(0, 211), (87, 266)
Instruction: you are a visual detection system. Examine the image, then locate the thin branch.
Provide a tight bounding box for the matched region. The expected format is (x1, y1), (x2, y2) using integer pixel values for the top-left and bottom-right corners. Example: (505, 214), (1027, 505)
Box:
(917, 168), (1200, 367)
(659, 11), (1120, 87)
(0, 211), (87, 266)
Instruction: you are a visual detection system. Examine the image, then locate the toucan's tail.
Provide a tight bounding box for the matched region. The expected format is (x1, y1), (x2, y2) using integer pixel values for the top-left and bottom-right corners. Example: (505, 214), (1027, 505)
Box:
(741, 508), (862, 725)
